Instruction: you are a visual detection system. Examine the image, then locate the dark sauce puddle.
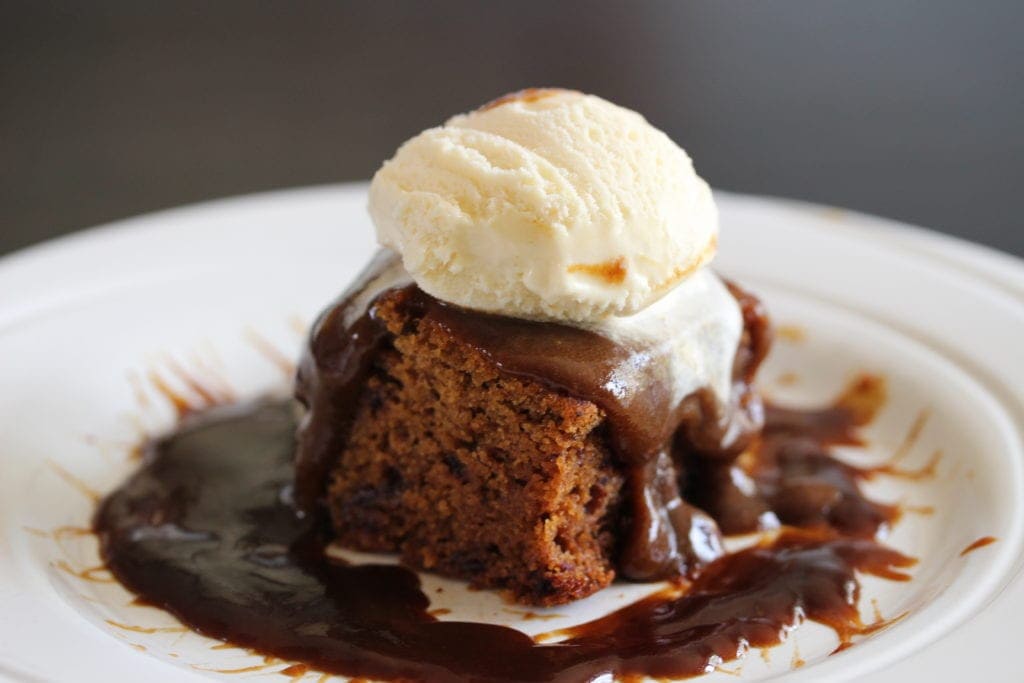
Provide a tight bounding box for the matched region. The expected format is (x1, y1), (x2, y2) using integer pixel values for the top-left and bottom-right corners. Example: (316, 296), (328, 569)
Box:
(95, 382), (916, 682)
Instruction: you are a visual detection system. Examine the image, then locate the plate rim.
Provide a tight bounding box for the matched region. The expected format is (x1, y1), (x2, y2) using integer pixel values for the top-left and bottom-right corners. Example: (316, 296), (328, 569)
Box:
(2, 184), (1023, 683)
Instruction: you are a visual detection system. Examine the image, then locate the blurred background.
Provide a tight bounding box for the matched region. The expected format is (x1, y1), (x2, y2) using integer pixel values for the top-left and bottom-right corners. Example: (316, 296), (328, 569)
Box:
(2, 1), (1022, 257)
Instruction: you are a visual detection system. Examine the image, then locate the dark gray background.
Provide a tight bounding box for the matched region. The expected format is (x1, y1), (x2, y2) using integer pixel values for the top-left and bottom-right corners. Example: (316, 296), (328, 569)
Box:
(2, 1), (1022, 257)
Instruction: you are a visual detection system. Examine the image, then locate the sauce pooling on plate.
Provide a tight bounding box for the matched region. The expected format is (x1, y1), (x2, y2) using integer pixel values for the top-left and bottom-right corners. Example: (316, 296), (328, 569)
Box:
(293, 259), (770, 584)
(95, 387), (915, 682)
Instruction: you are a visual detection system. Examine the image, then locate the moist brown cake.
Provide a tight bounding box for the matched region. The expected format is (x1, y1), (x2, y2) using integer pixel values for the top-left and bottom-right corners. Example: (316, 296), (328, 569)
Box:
(326, 288), (626, 605)
(300, 256), (771, 606)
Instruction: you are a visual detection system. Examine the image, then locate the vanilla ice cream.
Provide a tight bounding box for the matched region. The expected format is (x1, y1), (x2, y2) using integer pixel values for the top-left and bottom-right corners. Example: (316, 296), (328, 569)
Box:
(368, 88), (718, 322)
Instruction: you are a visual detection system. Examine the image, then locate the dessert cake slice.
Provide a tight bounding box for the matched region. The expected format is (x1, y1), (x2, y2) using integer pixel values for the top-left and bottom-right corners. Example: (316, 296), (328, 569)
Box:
(294, 89), (770, 605)
(325, 286), (624, 604)
(294, 255), (769, 605)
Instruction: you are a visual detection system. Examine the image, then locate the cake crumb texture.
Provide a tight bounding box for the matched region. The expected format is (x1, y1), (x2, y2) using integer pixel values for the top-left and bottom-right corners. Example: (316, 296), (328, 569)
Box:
(327, 289), (624, 605)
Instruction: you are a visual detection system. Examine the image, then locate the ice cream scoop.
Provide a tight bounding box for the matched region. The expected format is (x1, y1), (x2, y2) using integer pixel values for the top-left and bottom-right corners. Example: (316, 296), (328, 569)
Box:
(368, 88), (718, 322)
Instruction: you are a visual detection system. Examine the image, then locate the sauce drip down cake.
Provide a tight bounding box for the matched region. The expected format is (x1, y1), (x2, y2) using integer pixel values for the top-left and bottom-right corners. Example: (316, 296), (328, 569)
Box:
(95, 88), (919, 681)
(295, 89), (772, 605)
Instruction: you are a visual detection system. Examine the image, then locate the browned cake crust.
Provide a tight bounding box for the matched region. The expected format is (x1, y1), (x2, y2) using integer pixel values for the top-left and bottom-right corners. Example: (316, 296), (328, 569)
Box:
(326, 288), (625, 605)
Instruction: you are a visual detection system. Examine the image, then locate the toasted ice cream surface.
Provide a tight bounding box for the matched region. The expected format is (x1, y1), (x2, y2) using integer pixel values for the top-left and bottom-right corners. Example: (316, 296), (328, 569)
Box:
(368, 88), (718, 322)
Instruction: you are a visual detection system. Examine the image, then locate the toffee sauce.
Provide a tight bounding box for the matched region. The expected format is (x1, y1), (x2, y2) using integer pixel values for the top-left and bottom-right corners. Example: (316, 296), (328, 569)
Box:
(295, 262), (771, 582)
(96, 394), (915, 682)
(97, 262), (916, 679)
(687, 375), (902, 538)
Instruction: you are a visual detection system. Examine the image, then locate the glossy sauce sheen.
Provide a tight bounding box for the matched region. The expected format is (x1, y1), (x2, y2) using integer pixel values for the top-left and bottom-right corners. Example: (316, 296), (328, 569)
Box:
(689, 375), (902, 537)
(295, 268), (770, 581)
(96, 393), (915, 681)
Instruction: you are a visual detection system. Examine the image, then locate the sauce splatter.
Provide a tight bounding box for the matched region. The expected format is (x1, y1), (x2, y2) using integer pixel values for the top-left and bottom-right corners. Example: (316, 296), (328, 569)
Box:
(47, 461), (100, 502)
(53, 560), (115, 583)
(960, 536), (997, 557)
(776, 325), (807, 343)
(245, 327), (297, 377)
(96, 399), (916, 682)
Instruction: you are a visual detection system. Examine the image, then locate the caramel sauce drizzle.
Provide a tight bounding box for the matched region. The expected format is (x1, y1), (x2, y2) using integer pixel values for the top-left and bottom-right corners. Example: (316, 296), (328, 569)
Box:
(146, 371), (195, 418)
(46, 461), (100, 502)
(503, 608), (565, 621)
(866, 449), (942, 481)
(105, 619), (187, 634)
(775, 371), (800, 386)
(245, 327), (298, 377)
(960, 536), (997, 556)
(192, 663), (275, 674)
(289, 314), (309, 337)
(90, 308), (954, 681)
(147, 357), (236, 418)
(52, 560), (115, 583)
(94, 393), (925, 681)
(891, 410), (930, 464)
(776, 324), (807, 343)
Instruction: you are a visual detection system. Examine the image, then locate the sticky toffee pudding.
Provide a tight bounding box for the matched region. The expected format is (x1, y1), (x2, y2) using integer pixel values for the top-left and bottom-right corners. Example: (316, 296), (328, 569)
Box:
(95, 90), (920, 680)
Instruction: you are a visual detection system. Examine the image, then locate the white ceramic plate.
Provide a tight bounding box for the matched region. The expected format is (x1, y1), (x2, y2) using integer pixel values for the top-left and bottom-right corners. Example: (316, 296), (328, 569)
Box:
(1, 185), (1022, 683)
